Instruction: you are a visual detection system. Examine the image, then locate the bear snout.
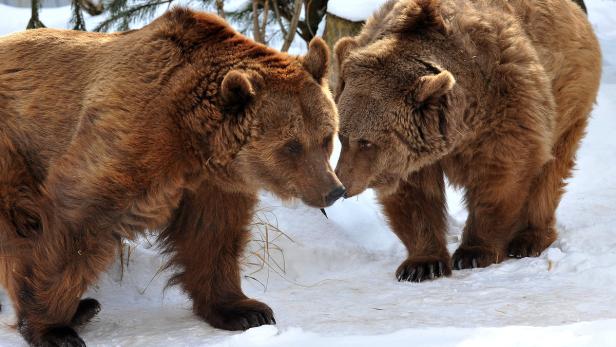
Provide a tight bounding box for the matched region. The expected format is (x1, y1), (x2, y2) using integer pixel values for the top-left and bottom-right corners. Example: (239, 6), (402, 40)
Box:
(323, 185), (347, 206)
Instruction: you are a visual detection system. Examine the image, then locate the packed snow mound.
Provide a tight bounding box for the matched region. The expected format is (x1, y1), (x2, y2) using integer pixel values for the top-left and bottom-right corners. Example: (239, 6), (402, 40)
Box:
(327, 0), (390, 21)
(215, 321), (616, 347)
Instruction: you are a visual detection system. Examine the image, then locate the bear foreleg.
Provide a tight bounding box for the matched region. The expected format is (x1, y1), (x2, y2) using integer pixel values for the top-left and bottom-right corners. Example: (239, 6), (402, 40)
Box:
(379, 164), (451, 282)
(160, 182), (275, 331)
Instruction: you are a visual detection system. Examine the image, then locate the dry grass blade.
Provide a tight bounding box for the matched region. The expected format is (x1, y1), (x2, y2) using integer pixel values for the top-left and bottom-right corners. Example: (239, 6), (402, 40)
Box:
(244, 208), (294, 290)
(117, 238), (135, 282)
(244, 208), (338, 290)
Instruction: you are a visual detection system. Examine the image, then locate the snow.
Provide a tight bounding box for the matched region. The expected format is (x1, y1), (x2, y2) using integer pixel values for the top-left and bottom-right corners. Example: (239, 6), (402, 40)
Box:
(0, 3), (165, 32)
(2, 1), (616, 346)
(0, 2), (309, 53)
(216, 322), (616, 347)
(327, 0), (389, 22)
(224, 0), (251, 13)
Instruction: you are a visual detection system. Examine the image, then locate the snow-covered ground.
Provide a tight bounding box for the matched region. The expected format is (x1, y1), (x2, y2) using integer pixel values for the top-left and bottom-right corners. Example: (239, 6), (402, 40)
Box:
(1, 1), (616, 346)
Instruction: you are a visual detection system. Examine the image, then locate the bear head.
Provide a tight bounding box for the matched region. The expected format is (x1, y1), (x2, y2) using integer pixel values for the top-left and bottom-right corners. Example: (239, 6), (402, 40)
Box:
(333, 0), (468, 197)
(218, 37), (346, 208)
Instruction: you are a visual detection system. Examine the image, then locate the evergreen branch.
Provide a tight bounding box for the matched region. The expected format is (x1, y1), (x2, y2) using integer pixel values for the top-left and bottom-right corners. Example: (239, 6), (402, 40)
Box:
(71, 0), (87, 31)
(94, 0), (174, 32)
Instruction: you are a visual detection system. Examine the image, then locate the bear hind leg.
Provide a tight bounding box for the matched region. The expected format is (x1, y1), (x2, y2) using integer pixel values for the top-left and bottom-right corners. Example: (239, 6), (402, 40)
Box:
(508, 117), (588, 258)
(0, 136), (40, 318)
(17, 227), (116, 347)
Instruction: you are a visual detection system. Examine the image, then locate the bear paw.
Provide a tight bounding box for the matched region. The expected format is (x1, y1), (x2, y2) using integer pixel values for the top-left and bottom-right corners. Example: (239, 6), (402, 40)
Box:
(71, 298), (101, 327)
(395, 255), (451, 282)
(452, 246), (500, 270)
(205, 299), (275, 331)
(38, 326), (85, 347)
(508, 228), (555, 258)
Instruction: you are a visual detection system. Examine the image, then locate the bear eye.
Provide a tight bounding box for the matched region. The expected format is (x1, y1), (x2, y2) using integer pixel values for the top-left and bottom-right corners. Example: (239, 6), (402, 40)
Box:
(358, 139), (374, 150)
(284, 139), (303, 155)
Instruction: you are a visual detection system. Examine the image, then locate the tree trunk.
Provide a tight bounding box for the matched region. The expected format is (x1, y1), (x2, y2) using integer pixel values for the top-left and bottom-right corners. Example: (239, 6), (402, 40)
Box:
(323, 12), (363, 89)
(274, 0), (328, 46)
(299, 0), (328, 42)
(27, 0), (46, 29)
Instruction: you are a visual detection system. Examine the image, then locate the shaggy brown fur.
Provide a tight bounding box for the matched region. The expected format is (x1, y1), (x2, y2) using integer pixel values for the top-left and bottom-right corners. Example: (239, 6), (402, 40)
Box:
(334, 0), (601, 282)
(0, 8), (343, 346)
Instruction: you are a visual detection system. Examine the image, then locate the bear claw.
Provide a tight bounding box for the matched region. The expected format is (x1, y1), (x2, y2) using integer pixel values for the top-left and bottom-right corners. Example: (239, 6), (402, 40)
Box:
(507, 227), (556, 259)
(205, 299), (275, 331)
(396, 256), (451, 282)
(452, 246), (499, 270)
(227, 309), (274, 330)
(71, 298), (101, 327)
(39, 326), (85, 347)
(508, 234), (547, 259)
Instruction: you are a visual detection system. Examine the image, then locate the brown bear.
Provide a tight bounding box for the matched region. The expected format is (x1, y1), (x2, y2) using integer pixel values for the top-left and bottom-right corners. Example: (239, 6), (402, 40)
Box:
(333, 0), (601, 282)
(0, 8), (344, 346)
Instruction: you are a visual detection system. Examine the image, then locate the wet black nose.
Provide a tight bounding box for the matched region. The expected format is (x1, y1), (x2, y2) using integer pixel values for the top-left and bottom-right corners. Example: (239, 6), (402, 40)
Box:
(324, 186), (346, 206)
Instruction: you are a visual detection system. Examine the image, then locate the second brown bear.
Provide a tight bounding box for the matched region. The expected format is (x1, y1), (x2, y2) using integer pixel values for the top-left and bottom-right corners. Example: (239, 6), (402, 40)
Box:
(334, 0), (601, 281)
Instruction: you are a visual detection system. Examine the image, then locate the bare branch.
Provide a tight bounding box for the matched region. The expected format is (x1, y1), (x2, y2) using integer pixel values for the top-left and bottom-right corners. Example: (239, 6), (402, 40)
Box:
(215, 0), (225, 19)
(271, 0), (288, 38)
(252, 0), (263, 43)
(281, 0), (303, 52)
(260, 0), (270, 42)
(93, 0), (173, 32)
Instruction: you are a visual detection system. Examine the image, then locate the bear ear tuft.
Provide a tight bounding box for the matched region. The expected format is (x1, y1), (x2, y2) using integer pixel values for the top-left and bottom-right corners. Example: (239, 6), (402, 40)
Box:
(334, 37), (359, 70)
(302, 37), (330, 83)
(415, 70), (455, 104)
(221, 70), (257, 110)
(392, 0), (448, 35)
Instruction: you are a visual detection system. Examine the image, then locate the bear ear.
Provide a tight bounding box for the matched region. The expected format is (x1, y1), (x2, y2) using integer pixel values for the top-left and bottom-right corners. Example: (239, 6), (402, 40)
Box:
(334, 37), (359, 70)
(392, 0), (448, 35)
(302, 37), (330, 83)
(414, 70), (455, 104)
(221, 70), (257, 110)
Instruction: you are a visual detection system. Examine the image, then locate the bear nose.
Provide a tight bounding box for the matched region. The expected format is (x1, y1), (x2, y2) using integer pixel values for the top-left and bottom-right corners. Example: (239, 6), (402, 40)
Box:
(324, 186), (346, 206)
